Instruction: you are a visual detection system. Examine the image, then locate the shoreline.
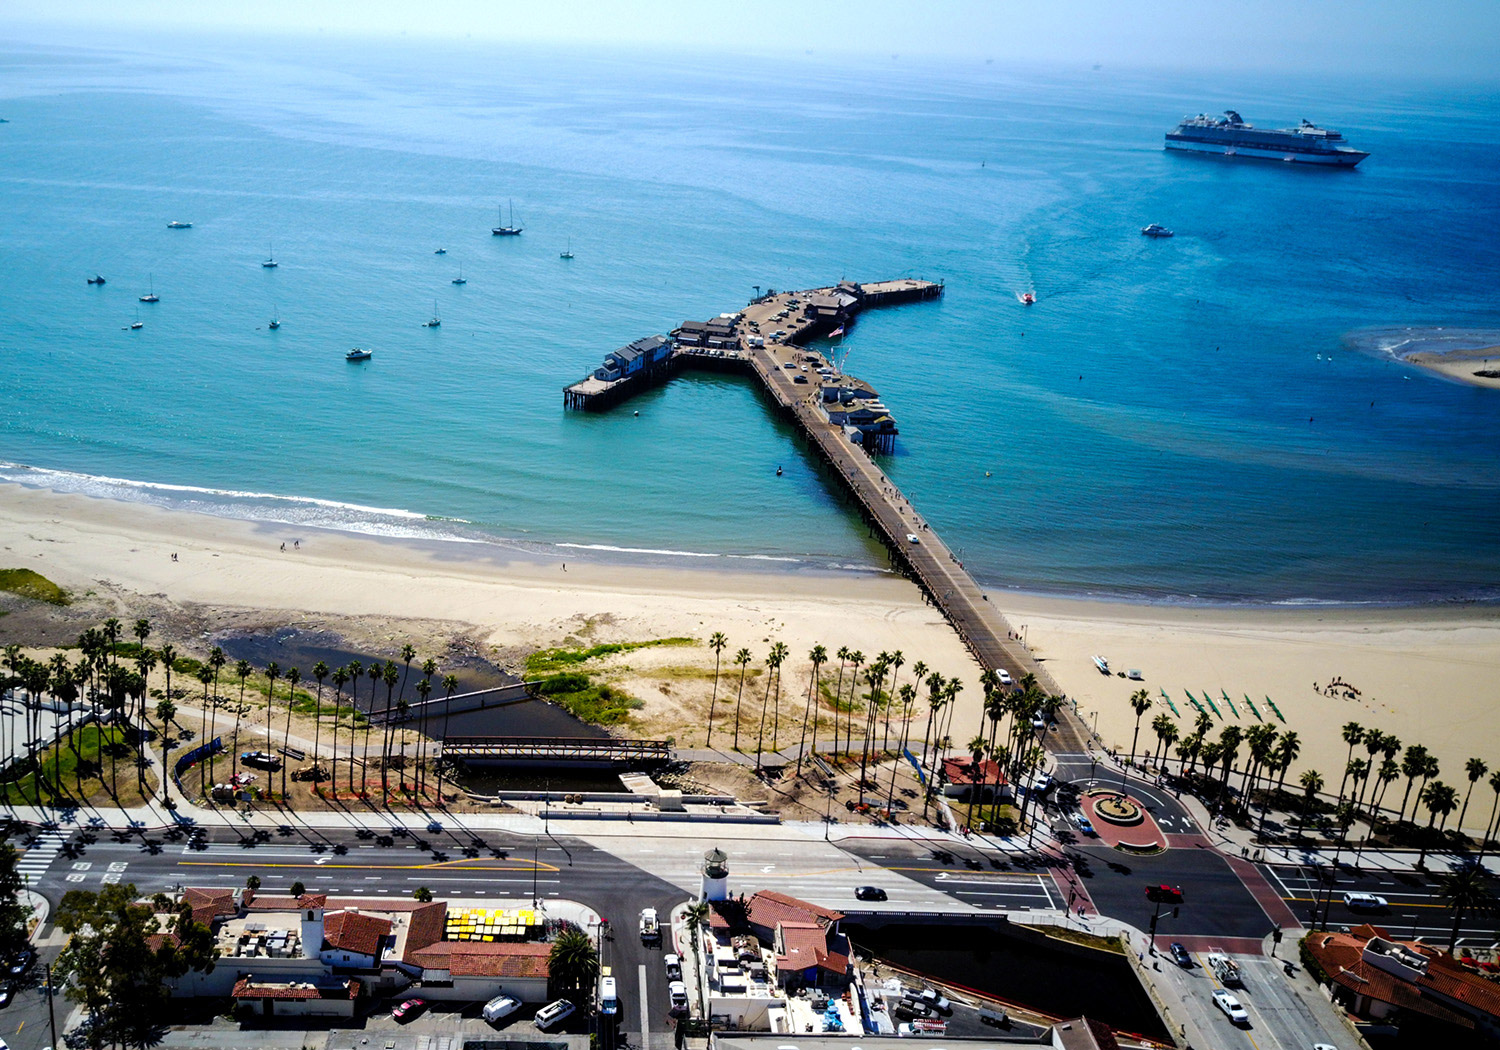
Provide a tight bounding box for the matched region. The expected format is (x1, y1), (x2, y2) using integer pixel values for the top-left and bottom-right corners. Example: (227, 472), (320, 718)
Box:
(1406, 346), (1500, 391)
(3, 482), (1499, 816)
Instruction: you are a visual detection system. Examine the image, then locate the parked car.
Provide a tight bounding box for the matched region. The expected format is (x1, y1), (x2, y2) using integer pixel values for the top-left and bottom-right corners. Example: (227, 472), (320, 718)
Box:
(482, 994), (521, 1023)
(664, 953), (682, 980)
(917, 988), (952, 1014)
(391, 997), (428, 1021)
(598, 976), (620, 1017)
(1169, 942), (1193, 968)
(1342, 892), (1388, 911)
(978, 1007), (1009, 1027)
(1072, 813), (1096, 836)
(239, 750), (281, 771)
(5, 949), (32, 977)
(1212, 989), (1249, 1025)
(0, 986), (10, 1010)
(854, 885), (888, 901)
(668, 981), (689, 1013)
(893, 1000), (933, 1021)
(534, 999), (576, 1031)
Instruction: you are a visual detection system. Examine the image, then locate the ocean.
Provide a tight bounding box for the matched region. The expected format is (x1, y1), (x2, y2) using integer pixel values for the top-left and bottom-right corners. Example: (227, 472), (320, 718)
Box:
(2, 34), (1498, 604)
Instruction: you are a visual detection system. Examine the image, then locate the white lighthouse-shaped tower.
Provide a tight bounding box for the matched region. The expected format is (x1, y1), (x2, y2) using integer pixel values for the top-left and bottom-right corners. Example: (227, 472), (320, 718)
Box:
(700, 847), (729, 902)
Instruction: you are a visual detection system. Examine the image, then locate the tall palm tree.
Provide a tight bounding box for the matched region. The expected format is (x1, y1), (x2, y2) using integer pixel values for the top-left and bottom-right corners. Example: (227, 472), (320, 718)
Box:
(282, 667), (301, 800)
(1398, 744), (1430, 823)
(438, 673), (458, 799)
(731, 648), (752, 752)
(845, 650), (865, 762)
(1477, 769), (1500, 865)
(1417, 780), (1458, 868)
(756, 643), (787, 772)
(133, 649), (157, 794)
(415, 658), (438, 795)
(887, 683), (918, 813)
(768, 640), (790, 752)
(1150, 714), (1174, 769)
(1124, 689), (1152, 791)
(1336, 722), (1365, 802)
(1437, 864), (1494, 953)
(1352, 729), (1385, 818)
(131, 618), (152, 733)
(330, 666), (349, 797)
(1272, 731), (1301, 804)
(1295, 769), (1324, 841)
(831, 647), (850, 756)
(796, 645), (827, 778)
(414, 677), (432, 797)
(883, 650), (905, 753)
(195, 665), (215, 796)
(363, 662), (382, 794)
(939, 677), (964, 759)
(1371, 758), (1401, 829)
(918, 672), (946, 777)
(1216, 725), (1243, 803)
(706, 632), (728, 748)
(263, 662), (281, 796)
(1459, 757), (1489, 836)
(385, 644), (416, 793)
(102, 617), (121, 670)
(311, 662), (329, 785)
(964, 733), (987, 828)
(380, 662), (399, 797)
(683, 900), (710, 975)
(204, 646), (226, 790)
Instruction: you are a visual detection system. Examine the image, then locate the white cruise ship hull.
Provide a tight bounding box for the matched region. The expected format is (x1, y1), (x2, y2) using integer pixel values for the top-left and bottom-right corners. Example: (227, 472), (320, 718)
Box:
(1165, 138), (1367, 167)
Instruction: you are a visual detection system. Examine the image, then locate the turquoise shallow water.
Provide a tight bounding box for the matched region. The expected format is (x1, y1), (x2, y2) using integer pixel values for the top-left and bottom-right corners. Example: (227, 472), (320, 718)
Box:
(2, 35), (1498, 603)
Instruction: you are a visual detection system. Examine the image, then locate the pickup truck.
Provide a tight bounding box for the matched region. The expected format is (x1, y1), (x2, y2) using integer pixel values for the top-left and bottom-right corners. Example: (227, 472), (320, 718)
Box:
(639, 908), (661, 945)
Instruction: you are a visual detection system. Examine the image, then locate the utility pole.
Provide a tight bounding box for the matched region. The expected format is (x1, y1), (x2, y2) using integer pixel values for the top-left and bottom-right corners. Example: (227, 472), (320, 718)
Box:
(45, 963), (58, 1049)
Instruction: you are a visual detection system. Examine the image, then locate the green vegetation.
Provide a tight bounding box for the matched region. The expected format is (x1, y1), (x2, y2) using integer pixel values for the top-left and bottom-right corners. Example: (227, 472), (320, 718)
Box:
(524, 638), (693, 725)
(0, 724), (151, 806)
(0, 567), (69, 605)
(1034, 925), (1128, 955)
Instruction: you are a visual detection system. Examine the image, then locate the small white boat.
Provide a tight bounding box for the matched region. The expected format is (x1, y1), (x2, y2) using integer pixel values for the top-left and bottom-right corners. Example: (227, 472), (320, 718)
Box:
(346, 347), (372, 362)
(560, 237), (574, 260)
(262, 242), (278, 268)
(1141, 223), (1174, 238)
(424, 300), (441, 328)
(139, 274), (159, 303)
(1093, 655), (1110, 675)
(167, 220), (192, 229)
(452, 266), (466, 285)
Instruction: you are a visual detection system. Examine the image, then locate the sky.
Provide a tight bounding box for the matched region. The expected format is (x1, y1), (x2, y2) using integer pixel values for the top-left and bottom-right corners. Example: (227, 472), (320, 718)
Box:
(8, 0), (1500, 79)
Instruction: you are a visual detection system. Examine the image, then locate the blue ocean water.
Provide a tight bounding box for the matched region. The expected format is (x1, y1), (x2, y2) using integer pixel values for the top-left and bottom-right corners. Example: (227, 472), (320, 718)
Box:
(2, 34), (1498, 604)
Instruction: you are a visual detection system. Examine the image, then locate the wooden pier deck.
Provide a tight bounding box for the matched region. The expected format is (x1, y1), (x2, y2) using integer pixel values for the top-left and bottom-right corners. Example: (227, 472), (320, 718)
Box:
(563, 278), (1067, 705)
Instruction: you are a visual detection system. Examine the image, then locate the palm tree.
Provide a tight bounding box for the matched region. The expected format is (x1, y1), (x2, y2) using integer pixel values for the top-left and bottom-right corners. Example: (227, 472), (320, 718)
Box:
(756, 643), (788, 772)
(1217, 725), (1243, 804)
(363, 662), (382, 793)
(845, 650), (865, 762)
(940, 677), (963, 759)
(887, 682), (918, 813)
(1479, 770), (1500, 865)
(796, 645), (827, 779)
(918, 671), (946, 778)
(1295, 769), (1324, 841)
(547, 927), (600, 1002)
(102, 617), (121, 669)
(131, 617), (152, 732)
(1149, 714), (1175, 769)
(1398, 744), (1430, 823)
(706, 632), (728, 748)
(831, 646), (850, 756)
(683, 900), (710, 975)
(263, 661), (280, 796)
(380, 663), (399, 797)
(731, 648), (752, 752)
(330, 666), (349, 796)
(281, 667), (301, 799)
(1416, 780), (1458, 867)
(195, 665), (214, 796)
(1336, 722), (1365, 802)
(1123, 689), (1152, 791)
(415, 657), (438, 795)
(133, 649), (157, 794)
(414, 677), (432, 797)
(386, 644), (416, 794)
(1371, 758), (1401, 830)
(438, 673), (458, 799)
(1273, 731), (1301, 803)
(768, 640), (790, 752)
(964, 734), (987, 828)
(1459, 757), (1489, 836)
(883, 650), (905, 752)
(311, 662), (329, 784)
(1437, 864), (1494, 953)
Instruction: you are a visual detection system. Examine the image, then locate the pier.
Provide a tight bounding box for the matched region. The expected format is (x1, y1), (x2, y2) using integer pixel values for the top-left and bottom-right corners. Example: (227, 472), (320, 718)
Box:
(562, 278), (1066, 708)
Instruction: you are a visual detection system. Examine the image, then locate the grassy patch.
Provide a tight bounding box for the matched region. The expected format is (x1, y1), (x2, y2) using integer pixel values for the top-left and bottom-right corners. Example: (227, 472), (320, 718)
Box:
(0, 568), (69, 605)
(533, 674), (642, 724)
(525, 637), (695, 676)
(1034, 925), (1127, 955)
(0, 724), (152, 806)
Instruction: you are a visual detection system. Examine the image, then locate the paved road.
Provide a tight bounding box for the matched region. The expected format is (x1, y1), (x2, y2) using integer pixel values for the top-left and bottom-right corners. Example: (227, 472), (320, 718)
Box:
(1265, 862), (1499, 946)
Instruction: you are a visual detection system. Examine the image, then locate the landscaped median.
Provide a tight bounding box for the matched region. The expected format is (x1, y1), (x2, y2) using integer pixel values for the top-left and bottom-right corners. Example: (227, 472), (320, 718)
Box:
(1082, 790), (1167, 854)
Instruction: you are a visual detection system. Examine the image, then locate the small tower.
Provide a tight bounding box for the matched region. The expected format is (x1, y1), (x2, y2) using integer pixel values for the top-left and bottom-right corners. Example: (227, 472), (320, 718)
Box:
(701, 847), (729, 902)
(298, 895), (325, 959)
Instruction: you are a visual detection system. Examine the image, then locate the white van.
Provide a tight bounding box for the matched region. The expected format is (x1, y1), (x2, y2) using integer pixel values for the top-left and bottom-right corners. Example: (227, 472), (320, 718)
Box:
(598, 976), (619, 1016)
(534, 998), (576, 1031)
(482, 994), (521, 1023)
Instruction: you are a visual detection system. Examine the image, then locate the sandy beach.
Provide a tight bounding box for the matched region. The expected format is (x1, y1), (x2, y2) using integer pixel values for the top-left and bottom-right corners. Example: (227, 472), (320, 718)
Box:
(1407, 346), (1500, 390)
(3, 482), (1498, 827)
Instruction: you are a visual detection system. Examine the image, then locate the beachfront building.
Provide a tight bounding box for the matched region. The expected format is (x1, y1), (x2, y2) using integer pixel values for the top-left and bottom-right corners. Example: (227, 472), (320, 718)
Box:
(1303, 924), (1500, 1042)
(159, 888), (552, 1007)
(673, 316), (740, 348)
(702, 891), (861, 1034)
(942, 757), (1010, 804)
(594, 335), (672, 381)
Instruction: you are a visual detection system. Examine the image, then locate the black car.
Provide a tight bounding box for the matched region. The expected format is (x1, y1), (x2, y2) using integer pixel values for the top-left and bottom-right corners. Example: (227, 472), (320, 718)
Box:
(854, 886), (887, 902)
(6, 949), (33, 977)
(1169, 942), (1192, 968)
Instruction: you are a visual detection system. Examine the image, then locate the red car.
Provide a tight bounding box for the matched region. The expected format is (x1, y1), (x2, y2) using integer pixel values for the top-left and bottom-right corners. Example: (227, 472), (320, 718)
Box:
(1145, 884), (1183, 904)
(392, 997), (428, 1021)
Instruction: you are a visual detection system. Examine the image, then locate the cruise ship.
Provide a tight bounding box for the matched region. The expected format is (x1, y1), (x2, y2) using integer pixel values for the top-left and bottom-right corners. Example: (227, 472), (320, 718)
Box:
(1165, 110), (1368, 167)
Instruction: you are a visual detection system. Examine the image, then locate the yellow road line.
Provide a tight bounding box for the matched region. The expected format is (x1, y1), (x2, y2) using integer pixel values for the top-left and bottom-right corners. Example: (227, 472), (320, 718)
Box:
(178, 859), (560, 872)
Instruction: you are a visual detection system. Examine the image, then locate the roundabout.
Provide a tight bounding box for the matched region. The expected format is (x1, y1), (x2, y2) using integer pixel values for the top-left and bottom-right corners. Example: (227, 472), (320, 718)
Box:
(1082, 789), (1166, 853)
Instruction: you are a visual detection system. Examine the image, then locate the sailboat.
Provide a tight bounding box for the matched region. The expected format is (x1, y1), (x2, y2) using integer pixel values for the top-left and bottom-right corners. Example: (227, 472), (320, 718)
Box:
(560, 237), (574, 260)
(262, 242), (278, 268)
(127, 307), (143, 330)
(452, 266), (467, 285)
(424, 300), (441, 327)
(139, 275), (159, 303)
(268, 304), (281, 330)
(491, 200), (522, 236)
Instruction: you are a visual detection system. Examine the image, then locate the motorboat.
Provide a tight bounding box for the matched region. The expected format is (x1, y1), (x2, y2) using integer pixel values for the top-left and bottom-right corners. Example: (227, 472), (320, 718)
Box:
(346, 348), (372, 361)
(87, 274), (106, 285)
(1020, 291), (1036, 305)
(434, 248), (447, 254)
(1141, 223), (1174, 238)
(166, 220), (192, 229)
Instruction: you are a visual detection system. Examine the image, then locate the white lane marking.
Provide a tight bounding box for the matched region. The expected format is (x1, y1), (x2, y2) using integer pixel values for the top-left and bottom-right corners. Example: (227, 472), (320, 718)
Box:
(639, 963), (650, 1043)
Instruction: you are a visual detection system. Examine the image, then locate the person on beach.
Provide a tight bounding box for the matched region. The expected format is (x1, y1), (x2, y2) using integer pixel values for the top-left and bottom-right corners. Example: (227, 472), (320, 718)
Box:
(280, 542), (285, 552)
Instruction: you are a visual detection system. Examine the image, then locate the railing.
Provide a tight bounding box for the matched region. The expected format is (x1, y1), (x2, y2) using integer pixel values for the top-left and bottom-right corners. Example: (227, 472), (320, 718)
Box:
(439, 736), (673, 764)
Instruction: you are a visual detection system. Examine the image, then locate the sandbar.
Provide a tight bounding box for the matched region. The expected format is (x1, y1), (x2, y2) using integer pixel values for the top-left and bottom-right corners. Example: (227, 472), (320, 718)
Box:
(1406, 346), (1500, 390)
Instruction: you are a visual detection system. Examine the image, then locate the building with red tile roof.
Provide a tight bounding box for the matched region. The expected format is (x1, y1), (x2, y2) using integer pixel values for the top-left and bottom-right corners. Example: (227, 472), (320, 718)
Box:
(1303, 924), (1500, 1039)
(231, 977), (360, 1018)
(320, 909), (393, 968)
